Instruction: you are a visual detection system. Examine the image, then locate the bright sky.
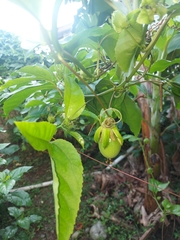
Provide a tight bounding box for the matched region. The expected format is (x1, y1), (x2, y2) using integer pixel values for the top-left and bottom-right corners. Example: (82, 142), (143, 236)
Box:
(0, 0), (81, 48)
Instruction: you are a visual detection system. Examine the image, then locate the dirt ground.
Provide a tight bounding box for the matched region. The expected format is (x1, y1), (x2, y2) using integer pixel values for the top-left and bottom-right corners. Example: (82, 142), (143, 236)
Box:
(4, 144), (180, 240)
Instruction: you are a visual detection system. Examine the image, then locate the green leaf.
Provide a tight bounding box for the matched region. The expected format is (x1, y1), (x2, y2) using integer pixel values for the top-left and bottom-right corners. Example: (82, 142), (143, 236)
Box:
(20, 65), (53, 81)
(101, 32), (118, 62)
(115, 24), (143, 72)
(15, 121), (56, 151)
(167, 33), (180, 54)
(150, 59), (180, 73)
(167, 3), (180, 18)
(129, 85), (138, 97)
(0, 226), (18, 239)
(10, 166), (32, 181)
(81, 110), (99, 121)
(0, 143), (10, 151)
(63, 30), (97, 56)
(0, 170), (9, 181)
(0, 158), (7, 165)
(69, 131), (84, 148)
(149, 179), (169, 194)
(17, 217), (31, 230)
(123, 134), (141, 142)
(0, 144), (19, 156)
(64, 78), (85, 120)
(0, 179), (15, 195)
(120, 94), (142, 136)
(172, 74), (180, 85)
(162, 199), (172, 210)
(169, 204), (180, 216)
(3, 83), (55, 115)
(25, 99), (45, 108)
(0, 77), (36, 91)
(49, 139), (83, 240)
(29, 214), (42, 223)
(7, 191), (32, 206)
(162, 199), (180, 217)
(8, 207), (23, 219)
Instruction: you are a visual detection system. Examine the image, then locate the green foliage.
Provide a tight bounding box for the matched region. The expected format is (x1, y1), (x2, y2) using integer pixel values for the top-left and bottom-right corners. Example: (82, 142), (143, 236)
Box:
(2, 0), (180, 238)
(120, 94), (142, 136)
(148, 178), (169, 195)
(0, 30), (27, 79)
(15, 121), (83, 240)
(0, 144), (41, 240)
(64, 77), (85, 121)
(114, 12), (144, 73)
(0, 30), (50, 80)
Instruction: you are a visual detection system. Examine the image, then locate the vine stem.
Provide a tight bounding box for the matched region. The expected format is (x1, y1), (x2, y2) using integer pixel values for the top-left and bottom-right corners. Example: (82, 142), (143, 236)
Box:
(126, 13), (173, 82)
(80, 13), (173, 99)
(56, 53), (106, 109)
(42, 0), (106, 110)
(79, 151), (180, 198)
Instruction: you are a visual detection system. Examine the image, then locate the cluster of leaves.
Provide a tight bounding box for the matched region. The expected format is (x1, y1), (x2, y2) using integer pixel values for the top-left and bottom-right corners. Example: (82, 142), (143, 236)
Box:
(0, 29), (52, 80)
(1, 0), (180, 239)
(0, 144), (41, 240)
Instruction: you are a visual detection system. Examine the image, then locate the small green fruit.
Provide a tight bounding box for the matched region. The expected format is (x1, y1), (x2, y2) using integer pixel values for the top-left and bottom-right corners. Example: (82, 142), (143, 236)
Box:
(47, 114), (55, 123)
(98, 138), (121, 159)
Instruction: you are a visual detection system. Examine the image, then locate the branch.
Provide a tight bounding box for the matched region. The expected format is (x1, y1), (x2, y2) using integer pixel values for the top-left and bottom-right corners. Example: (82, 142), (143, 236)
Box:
(11, 181), (53, 192)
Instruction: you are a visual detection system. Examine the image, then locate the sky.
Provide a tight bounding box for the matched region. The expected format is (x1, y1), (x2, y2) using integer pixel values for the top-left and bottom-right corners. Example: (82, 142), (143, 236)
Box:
(0, 0), (81, 48)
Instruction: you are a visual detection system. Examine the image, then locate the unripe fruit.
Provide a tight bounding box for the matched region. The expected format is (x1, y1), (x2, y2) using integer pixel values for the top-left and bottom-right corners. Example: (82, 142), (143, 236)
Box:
(98, 138), (121, 159)
(47, 114), (55, 123)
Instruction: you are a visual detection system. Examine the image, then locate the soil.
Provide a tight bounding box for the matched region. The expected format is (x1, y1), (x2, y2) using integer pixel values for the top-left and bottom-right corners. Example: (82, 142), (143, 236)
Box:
(3, 144), (180, 240)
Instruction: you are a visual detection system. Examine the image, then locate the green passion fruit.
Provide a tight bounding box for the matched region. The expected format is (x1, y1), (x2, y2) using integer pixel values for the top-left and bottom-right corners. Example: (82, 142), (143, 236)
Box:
(98, 138), (121, 159)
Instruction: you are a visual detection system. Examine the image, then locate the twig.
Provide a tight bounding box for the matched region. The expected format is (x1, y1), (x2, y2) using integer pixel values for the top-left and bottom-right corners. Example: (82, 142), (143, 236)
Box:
(11, 180), (53, 192)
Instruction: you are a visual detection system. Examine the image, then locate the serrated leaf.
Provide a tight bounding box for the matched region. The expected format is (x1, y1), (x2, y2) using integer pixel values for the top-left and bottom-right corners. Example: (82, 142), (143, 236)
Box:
(7, 191), (32, 206)
(120, 94), (142, 136)
(64, 77), (85, 120)
(48, 139), (83, 240)
(15, 121), (56, 151)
